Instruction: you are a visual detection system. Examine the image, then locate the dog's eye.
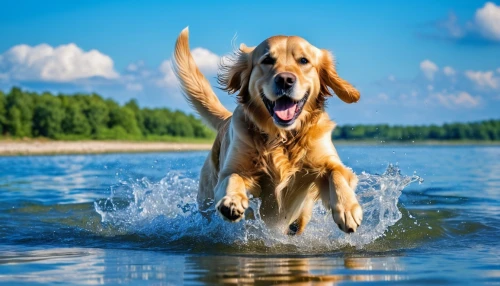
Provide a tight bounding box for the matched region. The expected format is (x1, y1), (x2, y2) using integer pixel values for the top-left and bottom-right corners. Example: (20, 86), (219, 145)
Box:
(261, 56), (275, 65)
(299, 57), (309, 65)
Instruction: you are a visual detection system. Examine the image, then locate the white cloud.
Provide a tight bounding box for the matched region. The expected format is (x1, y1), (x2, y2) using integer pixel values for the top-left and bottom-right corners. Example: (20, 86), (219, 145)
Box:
(497, 68), (500, 73)
(388, 75), (395, 81)
(474, 2), (500, 41)
(190, 48), (220, 74)
(465, 70), (499, 89)
(431, 91), (480, 108)
(125, 83), (143, 91)
(158, 47), (220, 88)
(126, 60), (145, 72)
(371, 60), (499, 121)
(420, 60), (439, 80)
(377, 93), (389, 101)
(126, 63), (138, 72)
(431, 2), (500, 42)
(0, 43), (118, 82)
(443, 66), (456, 76)
(158, 60), (178, 88)
(440, 13), (465, 38)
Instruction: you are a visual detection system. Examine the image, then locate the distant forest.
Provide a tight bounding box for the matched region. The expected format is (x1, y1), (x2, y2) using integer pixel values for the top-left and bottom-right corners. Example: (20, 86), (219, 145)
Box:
(333, 121), (500, 141)
(0, 87), (498, 142)
(0, 87), (214, 140)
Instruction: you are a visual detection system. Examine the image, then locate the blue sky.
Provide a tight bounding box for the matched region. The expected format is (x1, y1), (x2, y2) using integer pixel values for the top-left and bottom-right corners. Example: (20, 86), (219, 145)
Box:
(1, 0), (499, 125)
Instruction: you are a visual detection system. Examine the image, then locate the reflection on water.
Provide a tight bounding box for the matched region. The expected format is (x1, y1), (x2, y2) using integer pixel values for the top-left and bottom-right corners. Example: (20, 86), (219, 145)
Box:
(0, 247), (407, 285)
(0, 247), (105, 285)
(188, 255), (406, 285)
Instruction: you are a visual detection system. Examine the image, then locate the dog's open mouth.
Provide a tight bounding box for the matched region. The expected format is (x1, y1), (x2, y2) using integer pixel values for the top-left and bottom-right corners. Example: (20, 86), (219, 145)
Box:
(261, 92), (308, 127)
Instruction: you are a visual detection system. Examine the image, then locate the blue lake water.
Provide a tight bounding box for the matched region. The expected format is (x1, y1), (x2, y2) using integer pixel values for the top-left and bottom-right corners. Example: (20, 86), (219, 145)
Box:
(0, 145), (499, 285)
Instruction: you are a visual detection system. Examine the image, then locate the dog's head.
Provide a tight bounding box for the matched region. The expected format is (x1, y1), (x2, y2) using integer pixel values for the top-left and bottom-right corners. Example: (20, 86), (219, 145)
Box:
(219, 36), (359, 130)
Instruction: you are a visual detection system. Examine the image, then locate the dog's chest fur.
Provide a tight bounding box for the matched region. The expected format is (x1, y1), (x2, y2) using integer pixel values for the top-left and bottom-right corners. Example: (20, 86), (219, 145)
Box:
(251, 126), (325, 208)
(252, 112), (330, 183)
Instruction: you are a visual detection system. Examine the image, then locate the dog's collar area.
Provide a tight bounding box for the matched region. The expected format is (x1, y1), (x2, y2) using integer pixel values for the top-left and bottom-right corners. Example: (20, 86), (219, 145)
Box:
(260, 91), (308, 127)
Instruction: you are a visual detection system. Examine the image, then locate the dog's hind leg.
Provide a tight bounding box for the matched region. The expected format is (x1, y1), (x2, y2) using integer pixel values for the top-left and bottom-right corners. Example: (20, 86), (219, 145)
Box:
(288, 197), (315, 235)
(197, 154), (218, 218)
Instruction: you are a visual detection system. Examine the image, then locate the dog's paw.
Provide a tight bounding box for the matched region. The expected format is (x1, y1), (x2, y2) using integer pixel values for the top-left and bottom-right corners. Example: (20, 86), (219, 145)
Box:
(215, 195), (248, 222)
(332, 201), (363, 233)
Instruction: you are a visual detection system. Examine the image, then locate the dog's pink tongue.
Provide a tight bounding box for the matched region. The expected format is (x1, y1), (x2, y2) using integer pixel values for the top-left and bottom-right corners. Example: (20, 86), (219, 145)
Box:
(274, 100), (297, 121)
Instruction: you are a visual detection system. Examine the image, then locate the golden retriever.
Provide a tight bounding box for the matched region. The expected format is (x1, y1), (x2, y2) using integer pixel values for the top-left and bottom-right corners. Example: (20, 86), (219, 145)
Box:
(173, 28), (362, 235)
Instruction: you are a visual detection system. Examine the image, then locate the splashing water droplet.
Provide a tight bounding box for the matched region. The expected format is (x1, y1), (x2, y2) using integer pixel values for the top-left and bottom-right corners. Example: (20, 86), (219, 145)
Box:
(95, 164), (422, 252)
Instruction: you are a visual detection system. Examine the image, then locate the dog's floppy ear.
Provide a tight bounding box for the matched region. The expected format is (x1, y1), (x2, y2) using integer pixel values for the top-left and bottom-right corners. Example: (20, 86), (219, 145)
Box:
(319, 50), (360, 103)
(218, 43), (254, 103)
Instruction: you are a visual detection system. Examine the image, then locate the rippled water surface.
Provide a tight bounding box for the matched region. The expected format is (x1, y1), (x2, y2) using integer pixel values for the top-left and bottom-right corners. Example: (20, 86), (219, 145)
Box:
(1, 146), (499, 285)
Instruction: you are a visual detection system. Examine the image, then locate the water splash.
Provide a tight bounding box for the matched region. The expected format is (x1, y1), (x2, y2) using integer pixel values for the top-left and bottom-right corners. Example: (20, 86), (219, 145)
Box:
(94, 164), (422, 252)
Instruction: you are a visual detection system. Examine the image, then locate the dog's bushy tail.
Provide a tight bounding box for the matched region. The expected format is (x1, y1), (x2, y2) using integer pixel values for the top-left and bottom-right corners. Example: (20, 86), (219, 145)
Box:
(173, 27), (232, 129)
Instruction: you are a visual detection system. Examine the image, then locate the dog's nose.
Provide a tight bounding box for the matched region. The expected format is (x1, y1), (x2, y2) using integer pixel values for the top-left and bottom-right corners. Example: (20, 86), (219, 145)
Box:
(274, 72), (296, 90)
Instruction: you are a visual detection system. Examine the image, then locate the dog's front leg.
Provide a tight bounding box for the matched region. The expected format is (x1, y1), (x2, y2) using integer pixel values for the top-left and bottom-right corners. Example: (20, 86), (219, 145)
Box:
(214, 173), (249, 222)
(308, 132), (363, 233)
(328, 165), (363, 233)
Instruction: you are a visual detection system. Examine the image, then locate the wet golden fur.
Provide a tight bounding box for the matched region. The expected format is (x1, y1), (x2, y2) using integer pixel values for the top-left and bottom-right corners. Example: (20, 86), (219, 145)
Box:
(173, 28), (362, 234)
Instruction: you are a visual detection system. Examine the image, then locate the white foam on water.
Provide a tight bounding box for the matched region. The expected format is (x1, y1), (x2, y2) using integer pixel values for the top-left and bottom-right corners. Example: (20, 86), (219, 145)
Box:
(94, 165), (422, 252)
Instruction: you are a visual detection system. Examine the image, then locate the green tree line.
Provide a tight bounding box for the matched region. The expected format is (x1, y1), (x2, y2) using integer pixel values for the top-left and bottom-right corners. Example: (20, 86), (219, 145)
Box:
(333, 120), (500, 141)
(0, 87), (214, 140)
(1, 87), (498, 142)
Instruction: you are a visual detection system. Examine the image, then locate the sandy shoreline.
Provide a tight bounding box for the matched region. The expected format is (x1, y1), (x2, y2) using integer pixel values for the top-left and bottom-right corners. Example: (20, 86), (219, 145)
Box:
(0, 140), (213, 156)
(1, 139), (497, 156)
